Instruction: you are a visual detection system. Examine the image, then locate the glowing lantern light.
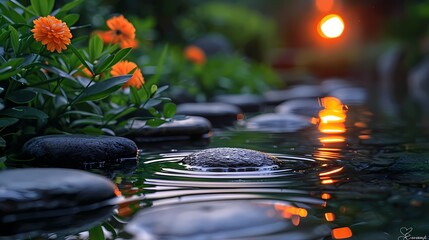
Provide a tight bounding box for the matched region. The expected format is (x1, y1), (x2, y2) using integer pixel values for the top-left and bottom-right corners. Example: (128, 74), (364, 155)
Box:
(331, 227), (353, 239)
(318, 14), (345, 39)
(319, 109), (346, 123)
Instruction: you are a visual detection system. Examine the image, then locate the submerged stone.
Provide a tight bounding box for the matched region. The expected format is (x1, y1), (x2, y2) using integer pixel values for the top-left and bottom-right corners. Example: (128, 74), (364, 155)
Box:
(23, 135), (137, 166)
(126, 200), (288, 239)
(275, 98), (322, 117)
(0, 168), (118, 238)
(176, 102), (241, 127)
(246, 113), (311, 133)
(264, 85), (324, 105)
(213, 94), (264, 112)
(181, 147), (282, 170)
(120, 116), (212, 142)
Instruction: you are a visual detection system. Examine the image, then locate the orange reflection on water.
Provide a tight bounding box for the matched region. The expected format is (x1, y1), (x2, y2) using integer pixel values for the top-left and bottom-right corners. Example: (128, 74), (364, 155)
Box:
(325, 212), (336, 222)
(319, 109), (346, 123)
(319, 122), (346, 134)
(291, 215), (301, 226)
(319, 136), (345, 143)
(275, 203), (308, 221)
(319, 166), (344, 177)
(321, 179), (334, 185)
(331, 227), (353, 239)
(321, 193), (331, 200)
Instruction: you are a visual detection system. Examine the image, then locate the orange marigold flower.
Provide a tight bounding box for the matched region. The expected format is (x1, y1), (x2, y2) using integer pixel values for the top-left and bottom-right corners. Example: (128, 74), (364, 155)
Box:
(96, 15), (136, 49)
(184, 45), (206, 65)
(31, 16), (72, 53)
(110, 60), (144, 89)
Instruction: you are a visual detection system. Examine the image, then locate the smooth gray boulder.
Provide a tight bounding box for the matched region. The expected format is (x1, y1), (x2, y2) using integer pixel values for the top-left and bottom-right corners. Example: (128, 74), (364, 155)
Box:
(213, 94), (264, 112)
(0, 168), (118, 238)
(176, 103), (241, 127)
(126, 200), (288, 239)
(182, 147), (282, 170)
(275, 99), (322, 117)
(329, 87), (368, 105)
(121, 116), (212, 142)
(264, 85), (324, 105)
(246, 113), (311, 133)
(23, 135), (138, 166)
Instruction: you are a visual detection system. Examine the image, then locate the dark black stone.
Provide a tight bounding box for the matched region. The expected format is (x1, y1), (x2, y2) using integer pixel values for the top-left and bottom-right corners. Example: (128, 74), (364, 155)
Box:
(181, 147), (282, 170)
(120, 116), (212, 142)
(212, 94), (264, 112)
(246, 113), (311, 133)
(264, 85), (324, 105)
(0, 168), (118, 238)
(275, 98), (322, 117)
(22, 135), (138, 166)
(126, 200), (288, 239)
(176, 103), (241, 127)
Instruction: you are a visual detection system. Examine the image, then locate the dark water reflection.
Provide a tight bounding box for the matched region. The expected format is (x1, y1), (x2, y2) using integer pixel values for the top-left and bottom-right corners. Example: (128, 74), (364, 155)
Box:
(102, 107), (429, 239)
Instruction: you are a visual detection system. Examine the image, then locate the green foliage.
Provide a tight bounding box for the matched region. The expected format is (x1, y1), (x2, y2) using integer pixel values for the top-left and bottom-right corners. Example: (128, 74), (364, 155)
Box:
(180, 2), (278, 62)
(0, 0), (174, 151)
(88, 225), (105, 240)
(153, 46), (282, 101)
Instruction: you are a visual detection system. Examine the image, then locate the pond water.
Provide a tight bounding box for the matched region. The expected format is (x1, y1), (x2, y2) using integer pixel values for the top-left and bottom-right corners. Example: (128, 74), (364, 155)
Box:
(86, 106), (429, 240)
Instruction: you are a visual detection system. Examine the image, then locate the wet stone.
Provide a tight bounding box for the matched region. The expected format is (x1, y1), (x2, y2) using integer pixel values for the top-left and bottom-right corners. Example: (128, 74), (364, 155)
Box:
(246, 113), (311, 133)
(212, 94), (264, 112)
(120, 116), (212, 142)
(176, 102), (241, 127)
(329, 87), (368, 105)
(0, 168), (117, 237)
(263, 85), (324, 105)
(320, 78), (353, 94)
(181, 147), (282, 170)
(275, 98), (322, 117)
(126, 200), (288, 239)
(23, 135), (138, 166)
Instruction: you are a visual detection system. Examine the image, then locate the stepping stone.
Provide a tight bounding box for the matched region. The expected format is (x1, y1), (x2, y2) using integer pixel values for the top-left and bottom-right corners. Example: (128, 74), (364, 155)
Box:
(0, 168), (118, 238)
(126, 200), (288, 239)
(120, 116), (212, 142)
(246, 113), (311, 133)
(181, 147), (282, 170)
(213, 94), (264, 112)
(23, 135), (138, 167)
(320, 78), (353, 94)
(275, 98), (322, 117)
(329, 87), (368, 105)
(264, 85), (324, 105)
(176, 103), (241, 127)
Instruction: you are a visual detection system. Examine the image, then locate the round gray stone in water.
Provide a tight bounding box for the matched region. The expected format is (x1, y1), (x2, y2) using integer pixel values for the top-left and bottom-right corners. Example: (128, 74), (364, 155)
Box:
(0, 168), (118, 237)
(176, 102), (241, 127)
(329, 87), (368, 105)
(125, 200), (288, 239)
(246, 113), (311, 133)
(23, 135), (138, 166)
(264, 85), (324, 105)
(120, 116), (211, 142)
(181, 147), (282, 170)
(213, 94), (264, 112)
(275, 98), (322, 117)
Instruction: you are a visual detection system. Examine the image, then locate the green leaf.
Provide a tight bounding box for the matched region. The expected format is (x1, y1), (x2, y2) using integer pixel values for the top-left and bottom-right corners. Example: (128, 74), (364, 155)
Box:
(69, 44), (95, 76)
(163, 103), (176, 118)
(9, 0), (37, 16)
(31, 0), (54, 16)
(75, 75), (131, 103)
(61, 110), (103, 118)
(0, 106), (48, 119)
(80, 126), (104, 135)
(143, 99), (162, 109)
(102, 222), (117, 239)
(0, 117), (19, 128)
(94, 54), (115, 74)
(62, 13), (80, 27)
(42, 65), (76, 81)
(89, 34), (104, 62)
(88, 225), (105, 240)
(58, 0), (84, 13)
(148, 107), (161, 117)
(110, 48), (132, 67)
(130, 87), (141, 105)
(146, 118), (167, 127)
(147, 44), (168, 86)
(8, 26), (19, 54)
(7, 89), (37, 104)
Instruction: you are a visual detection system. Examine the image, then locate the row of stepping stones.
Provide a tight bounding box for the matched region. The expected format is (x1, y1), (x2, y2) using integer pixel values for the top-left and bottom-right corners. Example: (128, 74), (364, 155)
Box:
(0, 147), (286, 238)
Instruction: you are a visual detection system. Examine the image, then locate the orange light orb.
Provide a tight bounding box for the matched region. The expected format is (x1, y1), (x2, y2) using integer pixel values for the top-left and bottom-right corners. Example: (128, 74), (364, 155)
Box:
(318, 14), (345, 39)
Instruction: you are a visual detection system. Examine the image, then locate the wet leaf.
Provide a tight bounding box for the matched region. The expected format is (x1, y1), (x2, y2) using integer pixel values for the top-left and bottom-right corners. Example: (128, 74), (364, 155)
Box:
(0, 117), (19, 127)
(146, 118), (167, 127)
(75, 75), (131, 103)
(7, 89), (36, 104)
(89, 34), (103, 62)
(163, 102), (176, 118)
(0, 106), (48, 119)
(88, 225), (105, 240)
